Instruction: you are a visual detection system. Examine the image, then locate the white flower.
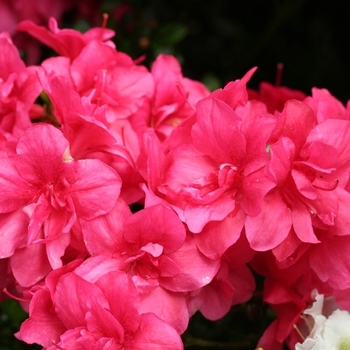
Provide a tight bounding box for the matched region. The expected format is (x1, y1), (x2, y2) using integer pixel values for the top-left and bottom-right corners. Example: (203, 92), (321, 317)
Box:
(295, 292), (350, 350)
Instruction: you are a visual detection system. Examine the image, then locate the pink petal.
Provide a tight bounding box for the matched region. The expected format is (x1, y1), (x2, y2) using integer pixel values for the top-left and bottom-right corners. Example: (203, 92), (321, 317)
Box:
(279, 100), (315, 153)
(15, 124), (68, 184)
(81, 198), (131, 256)
(124, 204), (186, 253)
(11, 243), (52, 287)
(17, 289), (66, 348)
(85, 301), (124, 342)
(138, 286), (189, 334)
(194, 208), (245, 260)
(54, 273), (107, 329)
(126, 313), (183, 350)
(0, 157), (32, 212)
(291, 200), (319, 244)
(192, 97), (246, 164)
(240, 166), (276, 216)
(159, 236), (220, 292)
(309, 236), (350, 290)
(245, 190), (292, 251)
(0, 209), (28, 258)
(70, 159), (121, 220)
(96, 271), (140, 333)
(198, 278), (235, 321)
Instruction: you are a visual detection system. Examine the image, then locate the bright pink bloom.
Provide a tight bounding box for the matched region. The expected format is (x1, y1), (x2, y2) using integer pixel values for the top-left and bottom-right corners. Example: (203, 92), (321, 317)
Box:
(256, 280), (307, 350)
(39, 72), (144, 203)
(40, 39), (154, 122)
(82, 203), (219, 292)
(158, 95), (276, 233)
(0, 124), (121, 286)
(248, 81), (306, 113)
(80, 201), (219, 332)
(245, 100), (350, 254)
(188, 234), (255, 320)
(130, 54), (210, 143)
(17, 17), (115, 60)
(0, 0), (74, 64)
(0, 33), (41, 137)
(304, 87), (350, 123)
(18, 264), (184, 349)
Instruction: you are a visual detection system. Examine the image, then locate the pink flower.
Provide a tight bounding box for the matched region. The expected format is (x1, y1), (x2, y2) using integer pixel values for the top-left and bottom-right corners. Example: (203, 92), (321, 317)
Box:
(0, 0), (73, 64)
(158, 95), (276, 233)
(38, 72), (143, 204)
(130, 54), (210, 143)
(82, 202), (218, 292)
(188, 234), (255, 320)
(0, 124), (121, 286)
(80, 201), (219, 332)
(18, 264), (184, 349)
(248, 81), (306, 113)
(0, 33), (42, 137)
(246, 99), (350, 254)
(304, 88), (350, 123)
(17, 17), (115, 61)
(40, 39), (154, 122)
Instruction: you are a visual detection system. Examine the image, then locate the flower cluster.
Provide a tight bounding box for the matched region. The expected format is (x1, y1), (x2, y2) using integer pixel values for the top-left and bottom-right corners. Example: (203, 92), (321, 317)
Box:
(1, 16), (350, 350)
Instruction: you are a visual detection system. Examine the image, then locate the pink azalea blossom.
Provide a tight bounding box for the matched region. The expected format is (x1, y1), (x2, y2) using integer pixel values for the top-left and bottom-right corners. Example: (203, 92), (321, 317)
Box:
(80, 201), (219, 332)
(158, 94), (276, 233)
(248, 81), (306, 113)
(17, 16), (115, 61)
(18, 261), (184, 349)
(0, 33), (42, 137)
(82, 202), (219, 292)
(39, 72), (145, 204)
(0, 124), (121, 286)
(304, 87), (350, 123)
(245, 100), (350, 254)
(130, 54), (210, 143)
(188, 234), (255, 320)
(39, 39), (154, 122)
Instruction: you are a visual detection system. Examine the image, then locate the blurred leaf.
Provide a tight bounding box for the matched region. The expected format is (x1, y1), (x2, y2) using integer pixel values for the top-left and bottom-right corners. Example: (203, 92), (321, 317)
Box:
(155, 23), (188, 46)
(201, 73), (222, 91)
(0, 300), (40, 349)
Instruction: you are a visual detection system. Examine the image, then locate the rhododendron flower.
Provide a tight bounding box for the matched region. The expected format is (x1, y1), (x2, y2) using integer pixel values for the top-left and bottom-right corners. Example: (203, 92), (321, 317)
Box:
(82, 202), (219, 292)
(0, 0), (75, 64)
(38, 72), (144, 203)
(158, 94), (276, 233)
(188, 234), (256, 320)
(130, 54), (210, 143)
(245, 99), (350, 254)
(18, 266), (183, 349)
(17, 17), (115, 60)
(304, 87), (350, 123)
(39, 38), (154, 122)
(248, 81), (306, 113)
(80, 200), (219, 332)
(0, 32), (41, 137)
(0, 123), (121, 286)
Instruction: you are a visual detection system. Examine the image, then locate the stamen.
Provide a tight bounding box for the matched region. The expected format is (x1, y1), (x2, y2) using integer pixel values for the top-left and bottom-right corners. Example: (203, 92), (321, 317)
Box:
(93, 69), (107, 106)
(275, 62), (284, 86)
(300, 313), (313, 331)
(313, 178), (340, 191)
(101, 13), (109, 29)
(2, 287), (29, 303)
(51, 339), (67, 350)
(134, 55), (147, 65)
(293, 323), (305, 341)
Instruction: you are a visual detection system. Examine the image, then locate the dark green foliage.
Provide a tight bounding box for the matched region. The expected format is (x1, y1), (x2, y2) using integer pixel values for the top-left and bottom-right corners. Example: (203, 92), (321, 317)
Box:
(0, 300), (40, 350)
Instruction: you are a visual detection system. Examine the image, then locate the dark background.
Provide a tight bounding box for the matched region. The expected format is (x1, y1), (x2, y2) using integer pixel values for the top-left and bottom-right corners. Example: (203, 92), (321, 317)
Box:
(105, 0), (350, 103)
